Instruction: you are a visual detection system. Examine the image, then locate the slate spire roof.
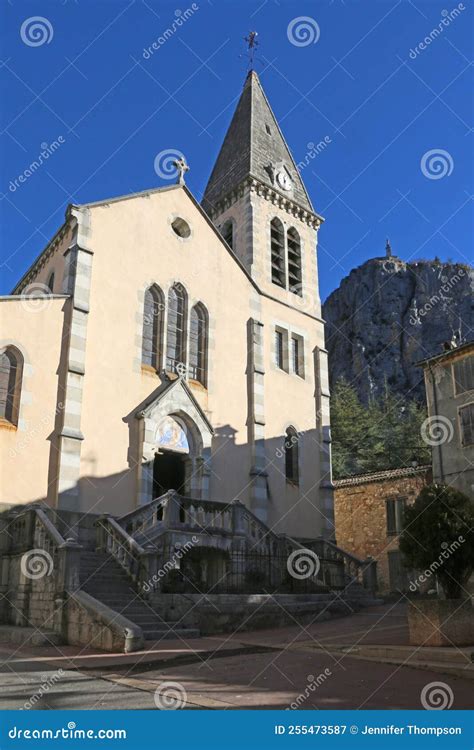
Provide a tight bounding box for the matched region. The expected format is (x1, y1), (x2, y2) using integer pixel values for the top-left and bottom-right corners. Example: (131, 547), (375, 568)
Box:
(202, 70), (314, 214)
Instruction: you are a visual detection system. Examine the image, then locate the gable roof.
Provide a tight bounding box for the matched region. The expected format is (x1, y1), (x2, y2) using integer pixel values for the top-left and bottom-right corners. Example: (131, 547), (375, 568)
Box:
(333, 465), (431, 488)
(202, 70), (314, 214)
(136, 375), (214, 435)
(416, 341), (474, 368)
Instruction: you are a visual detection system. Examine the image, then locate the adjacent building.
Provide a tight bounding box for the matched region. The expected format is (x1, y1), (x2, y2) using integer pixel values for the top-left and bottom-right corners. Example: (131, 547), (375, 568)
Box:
(334, 465), (431, 592)
(418, 341), (474, 499)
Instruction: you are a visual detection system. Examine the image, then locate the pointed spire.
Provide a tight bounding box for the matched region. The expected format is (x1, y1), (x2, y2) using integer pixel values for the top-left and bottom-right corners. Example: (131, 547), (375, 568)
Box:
(202, 70), (314, 215)
(385, 238), (392, 258)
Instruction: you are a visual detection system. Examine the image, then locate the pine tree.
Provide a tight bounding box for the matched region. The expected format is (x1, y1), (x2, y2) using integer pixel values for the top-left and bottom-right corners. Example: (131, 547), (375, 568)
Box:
(331, 378), (431, 478)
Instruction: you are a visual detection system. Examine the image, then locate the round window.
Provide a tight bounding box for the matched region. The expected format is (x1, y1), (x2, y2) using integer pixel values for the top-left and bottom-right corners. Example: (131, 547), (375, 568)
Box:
(171, 217), (191, 239)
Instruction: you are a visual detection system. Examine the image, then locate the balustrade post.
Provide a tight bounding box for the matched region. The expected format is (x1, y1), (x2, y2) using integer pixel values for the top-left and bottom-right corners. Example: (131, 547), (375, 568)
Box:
(232, 503), (247, 535)
(54, 539), (83, 639)
(96, 514), (110, 551)
(362, 557), (377, 594)
(164, 491), (181, 525)
(140, 548), (158, 595)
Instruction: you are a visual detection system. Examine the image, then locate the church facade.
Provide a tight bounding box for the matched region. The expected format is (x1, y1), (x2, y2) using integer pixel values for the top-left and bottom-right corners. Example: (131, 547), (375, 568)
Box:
(1, 71), (334, 542)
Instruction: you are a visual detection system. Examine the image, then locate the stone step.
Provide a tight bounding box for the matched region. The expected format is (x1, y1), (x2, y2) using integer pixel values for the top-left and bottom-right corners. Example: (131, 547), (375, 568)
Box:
(0, 626), (62, 647)
(143, 628), (200, 640)
(81, 579), (135, 588)
(127, 618), (170, 628)
(336, 644), (474, 666)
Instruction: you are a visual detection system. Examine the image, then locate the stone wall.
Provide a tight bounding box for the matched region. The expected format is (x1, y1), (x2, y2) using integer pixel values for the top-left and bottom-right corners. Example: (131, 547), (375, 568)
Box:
(65, 592), (143, 652)
(333, 467), (431, 593)
(0, 551), (60, 631)
(148, 591), (378, 635)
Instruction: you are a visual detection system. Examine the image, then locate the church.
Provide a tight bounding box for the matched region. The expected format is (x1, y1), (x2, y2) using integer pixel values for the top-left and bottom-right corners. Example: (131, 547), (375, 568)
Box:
(0, 70), (380, 650)
(1, 69), (333, 540)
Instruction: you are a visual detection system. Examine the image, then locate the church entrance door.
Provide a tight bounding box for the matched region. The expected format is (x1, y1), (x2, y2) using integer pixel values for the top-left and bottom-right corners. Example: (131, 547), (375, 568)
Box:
(153, 451), (186, 497)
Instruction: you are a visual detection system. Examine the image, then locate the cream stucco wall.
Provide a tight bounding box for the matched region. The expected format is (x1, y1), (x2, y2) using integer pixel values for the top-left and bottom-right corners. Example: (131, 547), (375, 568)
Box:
(0, 297), (68, 507)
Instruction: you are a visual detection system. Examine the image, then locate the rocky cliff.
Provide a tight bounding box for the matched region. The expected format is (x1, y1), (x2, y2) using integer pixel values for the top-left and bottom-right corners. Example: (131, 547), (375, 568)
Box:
(323, 256), (473, 403)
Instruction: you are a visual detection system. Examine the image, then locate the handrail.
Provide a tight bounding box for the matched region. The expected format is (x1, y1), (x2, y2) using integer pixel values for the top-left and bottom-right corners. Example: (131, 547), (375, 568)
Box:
(119, 493), (171, 524)
(69, 590), (144, 653)
(35, 507), (68, 548)
(120, 491), (230, 525)
(95, 514), (156, 591)
(98, 515), (146, 555)
(315, 537), (367, 566)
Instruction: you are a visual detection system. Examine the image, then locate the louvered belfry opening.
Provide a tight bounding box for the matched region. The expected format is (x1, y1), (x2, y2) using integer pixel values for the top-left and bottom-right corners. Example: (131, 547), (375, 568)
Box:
(270, 218), (285, 288)
(287, 227), (302, 295)
(221, 219), (234, 250)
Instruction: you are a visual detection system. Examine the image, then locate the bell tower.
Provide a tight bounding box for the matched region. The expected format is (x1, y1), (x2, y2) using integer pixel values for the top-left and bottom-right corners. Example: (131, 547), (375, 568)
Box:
(202, 68), (324, 318)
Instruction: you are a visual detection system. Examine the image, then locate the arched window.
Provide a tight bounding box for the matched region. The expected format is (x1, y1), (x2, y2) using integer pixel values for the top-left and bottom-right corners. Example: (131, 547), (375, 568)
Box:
(189, 303), (208, 385)
(142, 285), (164, 369)
(270, 218), (285, 288)
(166, 284), (187, 374)
(284, 427), (299, 485)
(287, 227), (302, 295)
(0, 347), (23, 426)
(221, 219), (234, 250)
(47, 272), (55, 293)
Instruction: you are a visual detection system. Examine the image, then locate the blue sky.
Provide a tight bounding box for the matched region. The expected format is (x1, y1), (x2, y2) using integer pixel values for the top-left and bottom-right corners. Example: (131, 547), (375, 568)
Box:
(0, 0), (472, 300)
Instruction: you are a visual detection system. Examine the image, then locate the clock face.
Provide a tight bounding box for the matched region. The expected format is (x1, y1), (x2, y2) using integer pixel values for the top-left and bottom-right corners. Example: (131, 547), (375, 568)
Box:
(276, 170), (292, 191)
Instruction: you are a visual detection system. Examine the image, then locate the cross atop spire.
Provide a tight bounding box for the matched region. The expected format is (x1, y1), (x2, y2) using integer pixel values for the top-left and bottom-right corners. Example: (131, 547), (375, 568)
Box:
(244, 31), (259, 70)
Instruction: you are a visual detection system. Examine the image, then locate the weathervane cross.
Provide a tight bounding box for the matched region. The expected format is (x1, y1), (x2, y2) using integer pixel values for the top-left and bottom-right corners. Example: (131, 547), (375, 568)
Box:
(244, 31), (259, 70)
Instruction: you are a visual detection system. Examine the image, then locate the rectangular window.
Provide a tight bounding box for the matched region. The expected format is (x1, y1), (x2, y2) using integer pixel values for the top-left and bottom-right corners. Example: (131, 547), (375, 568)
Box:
(459, 403), (474, 446)
(386, 497), (406, 536)
(453, 356), (474, 395)
(275, 330), (284, 370)
(291, 335), (304, 378)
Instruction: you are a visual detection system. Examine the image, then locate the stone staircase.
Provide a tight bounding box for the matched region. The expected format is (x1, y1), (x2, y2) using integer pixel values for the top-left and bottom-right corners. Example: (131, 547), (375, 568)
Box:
(79, 551), (200, 642)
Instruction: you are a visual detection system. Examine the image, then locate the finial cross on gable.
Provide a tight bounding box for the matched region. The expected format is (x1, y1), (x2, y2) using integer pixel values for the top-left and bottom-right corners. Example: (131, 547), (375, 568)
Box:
(173, 157), (190, 185)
